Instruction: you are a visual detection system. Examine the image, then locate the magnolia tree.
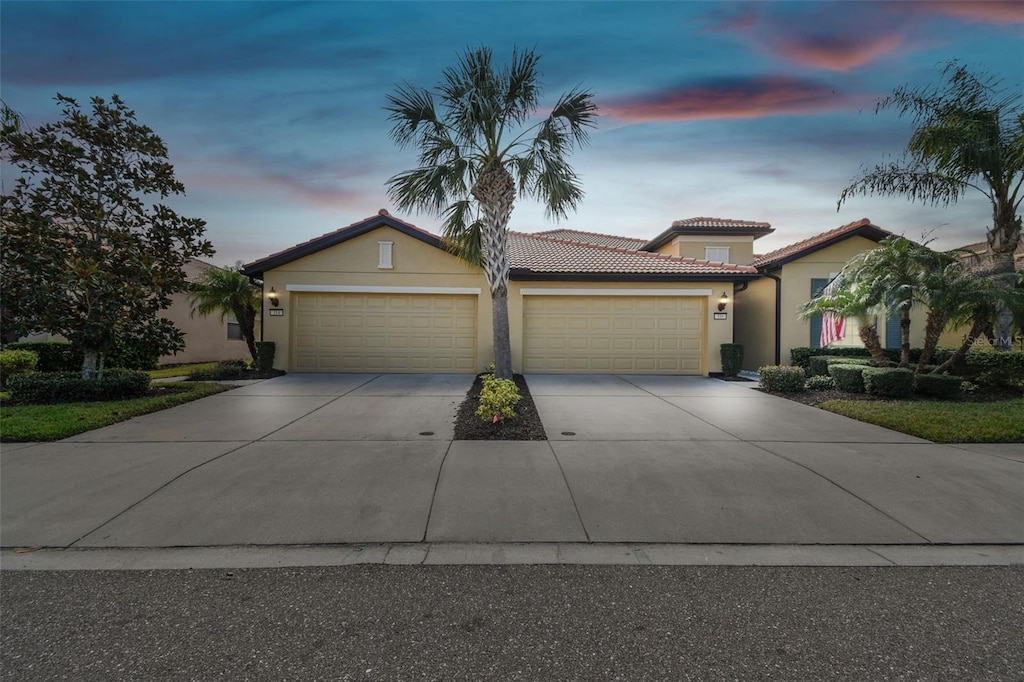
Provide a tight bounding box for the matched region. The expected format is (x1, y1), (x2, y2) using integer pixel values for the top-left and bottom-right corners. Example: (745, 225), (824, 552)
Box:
(1, 94), (213, 379)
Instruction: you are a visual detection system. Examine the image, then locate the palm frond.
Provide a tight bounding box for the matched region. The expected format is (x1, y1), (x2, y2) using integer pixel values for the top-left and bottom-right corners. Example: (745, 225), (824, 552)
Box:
(439, 199), (483, 266)
(838, 161), (967, 209)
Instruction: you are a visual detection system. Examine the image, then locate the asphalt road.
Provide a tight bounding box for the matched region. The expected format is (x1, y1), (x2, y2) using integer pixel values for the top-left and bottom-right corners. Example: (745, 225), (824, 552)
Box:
(2, 565), (1022, 681)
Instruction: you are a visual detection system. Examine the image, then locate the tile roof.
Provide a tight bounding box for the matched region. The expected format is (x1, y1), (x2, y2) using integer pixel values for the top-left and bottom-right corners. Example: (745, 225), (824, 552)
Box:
(529, 228), (648, 251)
(957, 238), (1024, 264)
(752, 218), (891, 269)
(510, 232), (758, 276)
(670, 217), (773, 230)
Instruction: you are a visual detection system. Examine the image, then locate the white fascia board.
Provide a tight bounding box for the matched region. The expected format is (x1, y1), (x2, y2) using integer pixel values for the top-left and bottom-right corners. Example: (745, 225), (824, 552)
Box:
(520, 288), (713, 297)
(286, 284), (482, 295)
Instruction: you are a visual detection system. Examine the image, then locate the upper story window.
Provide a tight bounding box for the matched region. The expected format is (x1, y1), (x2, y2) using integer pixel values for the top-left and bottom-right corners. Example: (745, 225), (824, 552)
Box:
(378, 241), (394, 269)
(705, 246), (730, 263)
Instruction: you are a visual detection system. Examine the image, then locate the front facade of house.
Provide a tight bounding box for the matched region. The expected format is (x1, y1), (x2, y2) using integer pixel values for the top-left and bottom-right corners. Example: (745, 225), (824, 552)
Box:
(243, 211), (931, 375)
(243, 211), (761, 375)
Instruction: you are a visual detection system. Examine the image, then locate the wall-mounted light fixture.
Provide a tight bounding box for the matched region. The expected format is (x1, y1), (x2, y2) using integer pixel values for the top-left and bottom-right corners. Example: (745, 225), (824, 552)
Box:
(268, 287), (280, 307)
(717, 292), (729, 312)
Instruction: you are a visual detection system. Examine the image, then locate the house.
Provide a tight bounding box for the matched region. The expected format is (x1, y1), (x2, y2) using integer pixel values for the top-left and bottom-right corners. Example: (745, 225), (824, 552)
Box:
(241, 210), (760, 374)
(937, 237), (1024, 350)
(241, 210), (943, 375)
(736, 218), (922, 370)
(17, 259), (253, 366)
(157, 259), (256, 365)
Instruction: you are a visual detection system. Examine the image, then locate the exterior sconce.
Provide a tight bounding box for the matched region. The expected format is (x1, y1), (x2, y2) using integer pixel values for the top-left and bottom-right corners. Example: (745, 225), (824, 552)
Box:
(717, 292), (729, 312)
(268, 287), (280, 307)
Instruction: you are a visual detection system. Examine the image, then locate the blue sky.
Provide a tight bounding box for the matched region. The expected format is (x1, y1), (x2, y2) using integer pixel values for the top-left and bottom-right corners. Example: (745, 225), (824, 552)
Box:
(2, 1), (1022, 266)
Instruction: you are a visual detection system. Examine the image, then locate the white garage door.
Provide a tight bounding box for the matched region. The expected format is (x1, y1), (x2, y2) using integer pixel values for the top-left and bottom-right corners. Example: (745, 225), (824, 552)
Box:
(523, 295), (704, 374)
(292, 293), (477, 372)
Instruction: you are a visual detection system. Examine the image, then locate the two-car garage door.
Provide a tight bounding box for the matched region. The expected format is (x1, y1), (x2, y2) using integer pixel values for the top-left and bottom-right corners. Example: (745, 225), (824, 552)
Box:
(292, 292), (477, 372)
(523, 295), (704, 374)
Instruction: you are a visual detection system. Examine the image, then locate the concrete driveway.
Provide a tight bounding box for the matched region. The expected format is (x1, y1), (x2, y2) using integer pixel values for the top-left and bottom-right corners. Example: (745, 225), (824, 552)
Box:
(2, 373), (1022, 559)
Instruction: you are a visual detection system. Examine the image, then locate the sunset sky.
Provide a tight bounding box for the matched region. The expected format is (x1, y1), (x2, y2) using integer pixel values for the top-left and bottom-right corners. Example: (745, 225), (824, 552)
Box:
(2, 1), (1022, 266)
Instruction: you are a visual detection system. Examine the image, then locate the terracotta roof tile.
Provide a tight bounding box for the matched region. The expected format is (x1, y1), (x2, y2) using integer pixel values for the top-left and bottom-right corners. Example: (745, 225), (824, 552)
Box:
(510, 232), (757, 276)
(530, 228), (648, 251)
(957, 238), (1024, 262)
(671, 217), (773, 230)
(752, 218), (890, 268)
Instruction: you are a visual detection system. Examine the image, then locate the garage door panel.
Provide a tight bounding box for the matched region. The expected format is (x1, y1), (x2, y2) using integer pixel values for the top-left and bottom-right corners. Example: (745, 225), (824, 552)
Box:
(291, 293), (477, 372)
(524, 295), (704, 374)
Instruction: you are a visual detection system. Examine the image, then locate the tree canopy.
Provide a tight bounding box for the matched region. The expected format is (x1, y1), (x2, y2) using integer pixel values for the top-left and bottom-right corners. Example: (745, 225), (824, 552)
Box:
(1, 94), (213, 378)
(385, 46), (597, 378)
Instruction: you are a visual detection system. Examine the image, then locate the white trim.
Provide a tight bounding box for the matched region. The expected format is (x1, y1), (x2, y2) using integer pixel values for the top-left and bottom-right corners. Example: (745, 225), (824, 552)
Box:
(286, 284), (482, 295)
(520, 288), (712, 297)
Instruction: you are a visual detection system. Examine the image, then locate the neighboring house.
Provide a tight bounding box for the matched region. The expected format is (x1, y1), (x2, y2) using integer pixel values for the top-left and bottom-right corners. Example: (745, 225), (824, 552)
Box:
(937, 237), (1024, 350)
(158, 259), (256, 365)
(737, 219), (924, 370)
(241, 210), (759, 375)
(18, 259), (252, 366)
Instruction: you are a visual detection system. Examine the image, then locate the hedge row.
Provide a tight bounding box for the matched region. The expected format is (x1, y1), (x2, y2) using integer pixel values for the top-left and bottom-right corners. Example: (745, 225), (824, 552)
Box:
(807, 355), (873, 377)
(3, 340), (160, 372)
(758, 365), (806, 393)
(862, 367), (915, 398)
(7, 369), (152, 404)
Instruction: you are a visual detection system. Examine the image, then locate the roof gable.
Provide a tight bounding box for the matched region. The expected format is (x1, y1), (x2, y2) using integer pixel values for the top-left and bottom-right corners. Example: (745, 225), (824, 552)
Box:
(752, 219), (892, 269)
(241, 210), (442, 277)
(642, 217), (774, 252)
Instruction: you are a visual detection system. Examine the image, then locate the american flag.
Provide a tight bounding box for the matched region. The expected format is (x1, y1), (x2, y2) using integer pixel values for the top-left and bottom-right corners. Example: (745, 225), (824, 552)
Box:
(820, 311), (846, 347)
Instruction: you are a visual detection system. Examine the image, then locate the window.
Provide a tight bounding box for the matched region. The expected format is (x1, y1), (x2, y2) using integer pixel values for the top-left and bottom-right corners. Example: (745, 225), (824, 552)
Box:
(705, 246), (730, 263)
(227, 316), (242, 340)
(378, 241), (394, 269)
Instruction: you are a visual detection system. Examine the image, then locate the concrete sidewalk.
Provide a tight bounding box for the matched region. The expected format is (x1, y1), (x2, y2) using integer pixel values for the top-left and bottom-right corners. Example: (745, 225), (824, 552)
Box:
(2, 374), (1022, 568)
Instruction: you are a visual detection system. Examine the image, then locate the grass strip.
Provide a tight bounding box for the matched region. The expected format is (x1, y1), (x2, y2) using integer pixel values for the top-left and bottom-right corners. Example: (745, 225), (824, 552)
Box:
(819, 398), (1024, 443)
(0, 382), (230, 442)
(148, 362), (219, 380)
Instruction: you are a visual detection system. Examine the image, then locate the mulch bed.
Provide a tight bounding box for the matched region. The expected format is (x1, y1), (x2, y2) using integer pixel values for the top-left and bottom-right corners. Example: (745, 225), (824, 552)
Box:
(453, 373), (548, 441)
(186, 369), (286, 381)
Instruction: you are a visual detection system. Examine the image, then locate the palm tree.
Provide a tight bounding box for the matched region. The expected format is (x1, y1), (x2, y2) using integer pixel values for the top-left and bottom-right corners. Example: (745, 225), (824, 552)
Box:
(839, 61), (1023, 350)
(844, 236), (926, 367)
(799, 273), (890, 367)
(385, 46), (597, 379)
(188, 266), (261, 362)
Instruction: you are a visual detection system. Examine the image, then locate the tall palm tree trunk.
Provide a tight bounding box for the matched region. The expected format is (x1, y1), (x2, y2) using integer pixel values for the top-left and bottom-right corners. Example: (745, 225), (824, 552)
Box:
(933, 314), (988, 374)
(899, 307), (912, 367)
(472, 164), (515, 379)
(857, 323), (889, 367)
(917, 310), (949, 372)
(989, 206), (1021, 351)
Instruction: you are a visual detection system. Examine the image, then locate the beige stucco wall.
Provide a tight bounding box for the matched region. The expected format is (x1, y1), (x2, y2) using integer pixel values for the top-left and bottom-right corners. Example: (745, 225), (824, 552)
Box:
(259, 225), (737, 374)
(734, 276), (777, 370)
(653, 235), (756, 266)
(260, 227), (493, 372)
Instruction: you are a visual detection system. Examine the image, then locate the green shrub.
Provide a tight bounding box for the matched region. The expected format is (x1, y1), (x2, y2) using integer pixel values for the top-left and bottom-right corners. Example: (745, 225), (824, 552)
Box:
(4, 342), (80, 372)
(829, 364), (867, 393)
(914, 373), (963, 399)
(805, 375), (836, 391)
(758, 365), (806, 393)
(189, 360), (248, 380)
(8, 369), (151, 404)
(862, 367), (915, 398)
(790, 347), (871, 372)
(0, 349), (39, 387)
(808, 355), (873, 377)
(476, 375), (521, 423)
(720, 344), (744, 377)
(255, 342), (276, 371)
(962, 350), (1024, 388)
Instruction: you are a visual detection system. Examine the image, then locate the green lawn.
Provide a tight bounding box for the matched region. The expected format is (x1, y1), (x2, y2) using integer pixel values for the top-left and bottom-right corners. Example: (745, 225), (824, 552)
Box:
(0, 382), (229, 442)
(819, 398), (1024, 443)
(148, 362), (219, 379)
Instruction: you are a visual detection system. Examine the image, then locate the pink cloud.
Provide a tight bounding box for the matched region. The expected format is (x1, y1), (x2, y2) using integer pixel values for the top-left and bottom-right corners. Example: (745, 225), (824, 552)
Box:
(769, 33), (905, 72)
(602, 77), (863, 123)
(917, 0), (1024, 25)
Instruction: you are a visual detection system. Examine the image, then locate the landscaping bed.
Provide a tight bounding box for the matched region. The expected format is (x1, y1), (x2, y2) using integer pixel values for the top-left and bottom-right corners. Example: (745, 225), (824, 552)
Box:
(453, 374), (547, 441)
